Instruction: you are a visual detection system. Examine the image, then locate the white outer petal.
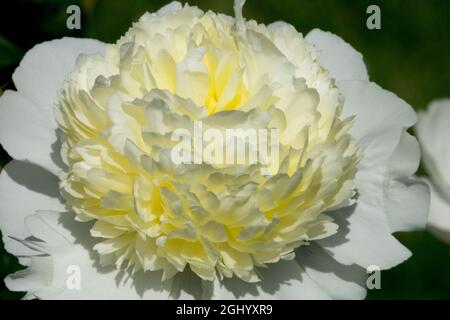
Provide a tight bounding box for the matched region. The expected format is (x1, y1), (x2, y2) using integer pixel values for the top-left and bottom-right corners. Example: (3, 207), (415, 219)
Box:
(423, 178), (450, 243)
(0, 38), (105, 174)
(0, 92), (59, 174)
(305, 29), (369, 82)
(340, 80), (428, 232)
(0, 160), (63, 257)
(416, 99), (450, 201)
(296, 243), (367, 300)
(305, 31), (428, 232)
(5, 211), (193, 300)
(203, 260), (330, 300)
(318, 204), (411, 271)
(317, 80), (427, 270)
(385, 131), (430, 232)
(12, 38), (105, 116)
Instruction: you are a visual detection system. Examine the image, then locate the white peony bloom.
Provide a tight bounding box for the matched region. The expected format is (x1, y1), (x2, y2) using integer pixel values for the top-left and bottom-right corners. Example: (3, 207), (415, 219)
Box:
(0, 1), (429, 299)
(416, 99), (450, 243)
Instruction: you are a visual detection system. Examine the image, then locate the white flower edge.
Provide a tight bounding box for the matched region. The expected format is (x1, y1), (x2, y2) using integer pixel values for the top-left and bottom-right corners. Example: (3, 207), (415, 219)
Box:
(0, 38), (105, 175)
(416, 99), (450, 242)
(0, 23), (428, 299)
(422, 178), (450, 243)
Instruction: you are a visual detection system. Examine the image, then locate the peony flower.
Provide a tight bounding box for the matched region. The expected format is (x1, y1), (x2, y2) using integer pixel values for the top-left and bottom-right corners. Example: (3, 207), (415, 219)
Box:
(0, 0), (429, 299)
(416, 99), (450, 243)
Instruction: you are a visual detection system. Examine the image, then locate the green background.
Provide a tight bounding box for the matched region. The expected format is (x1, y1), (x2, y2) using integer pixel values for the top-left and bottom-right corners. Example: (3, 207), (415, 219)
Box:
(0, 0), (449, 299)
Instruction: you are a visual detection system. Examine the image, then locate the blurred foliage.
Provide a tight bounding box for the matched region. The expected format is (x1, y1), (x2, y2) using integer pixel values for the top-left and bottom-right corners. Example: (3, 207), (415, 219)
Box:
(0, 36), (23, 70)
(0, 0), (449, 300)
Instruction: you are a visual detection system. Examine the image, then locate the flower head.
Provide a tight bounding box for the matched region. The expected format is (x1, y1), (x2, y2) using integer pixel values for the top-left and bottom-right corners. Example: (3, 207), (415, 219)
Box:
(0, 0), (429, 299)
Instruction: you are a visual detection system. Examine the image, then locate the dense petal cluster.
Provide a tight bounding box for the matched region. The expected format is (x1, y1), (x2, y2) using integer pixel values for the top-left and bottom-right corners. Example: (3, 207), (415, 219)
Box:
(56, 2), (358, 282)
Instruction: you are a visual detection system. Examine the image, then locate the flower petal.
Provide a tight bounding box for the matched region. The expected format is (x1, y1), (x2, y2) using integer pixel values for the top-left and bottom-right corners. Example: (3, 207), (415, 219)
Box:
(203, 260), (330, 299)
(12, 38), (105, 116)
(0, 92), (60, 174)
(0, 38), (105, 174)
(318, 205), (411, 270)
(305, 29), (369, 82)
(0, 160), (63, 257)
(339, 80), (428, 232)
(5, 211), (202, 299)
(416, 99), (450, 201)
(385, 132), (430, 232)
(423, 178), (450, 243)
(317, 80), (427, 270)
(296, 243), (367, 300)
